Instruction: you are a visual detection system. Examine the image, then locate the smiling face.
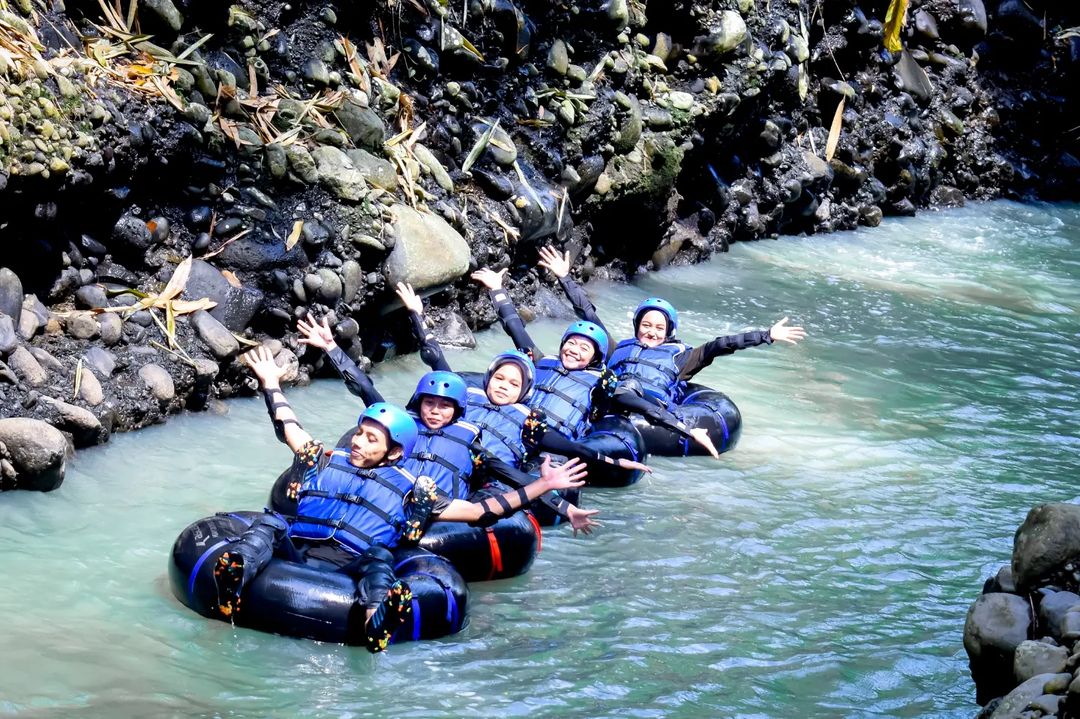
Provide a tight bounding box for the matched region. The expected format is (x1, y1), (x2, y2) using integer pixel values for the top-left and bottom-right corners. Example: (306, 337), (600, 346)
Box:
(636, 309), (670, 348)
(419, 395), (457, 430)
(486, 362), (524, 405)
(560, 335), (597, 370)
(349, 419), (401, 468)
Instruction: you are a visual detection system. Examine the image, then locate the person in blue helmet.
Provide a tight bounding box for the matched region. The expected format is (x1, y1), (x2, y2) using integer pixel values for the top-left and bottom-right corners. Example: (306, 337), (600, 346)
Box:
(393, 282), (653, 478)
(296, 317), (601, 535)
(470, 268), (721, 457)
(536, 246), (806, 408)
(211, 347), (586, 653)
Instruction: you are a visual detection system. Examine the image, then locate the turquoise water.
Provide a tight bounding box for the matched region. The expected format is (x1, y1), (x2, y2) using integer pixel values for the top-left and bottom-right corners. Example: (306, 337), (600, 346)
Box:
(2, 200), (1078, 718)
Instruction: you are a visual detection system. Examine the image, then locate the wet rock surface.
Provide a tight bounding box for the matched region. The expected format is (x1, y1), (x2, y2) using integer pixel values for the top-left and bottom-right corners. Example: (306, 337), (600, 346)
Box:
(966, 504), (1080, 715)
(0, 0), (1076, 489)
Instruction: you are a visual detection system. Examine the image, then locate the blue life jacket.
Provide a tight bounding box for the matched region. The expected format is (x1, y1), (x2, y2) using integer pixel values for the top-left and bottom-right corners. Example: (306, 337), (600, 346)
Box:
(401, 419), (480, 500)
(608, 339), (688, 405)
(465, 386), (530, 467)
(289, 451), (415, 555)
(529, 357), (601, 440)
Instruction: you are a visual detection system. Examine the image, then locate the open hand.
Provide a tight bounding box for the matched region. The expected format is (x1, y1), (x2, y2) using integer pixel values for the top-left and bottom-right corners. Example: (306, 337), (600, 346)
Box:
(566, 505), (602, 537)
(244, 345), (289, 389)
(537, 246), (571, 278)
(471, 267), (508, 290)
(770, 317), (806, 345)
(616, 458), (652, 474)
(395, 282), (424, 315)
(297, 312), (336, 352)
(539, 455), (588, 490)
(689, 427), (721, 460)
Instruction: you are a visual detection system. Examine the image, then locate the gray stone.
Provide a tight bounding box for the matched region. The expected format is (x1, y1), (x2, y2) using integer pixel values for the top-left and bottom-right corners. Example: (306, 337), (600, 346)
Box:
(285, 144), (319, 184)
(1013, 504), (1080, 592)
(988, 673), (1070, 719)
(0, 417), (67, 491)
(29, 347), (63, 374)
(265, 142), (288, 179)
(112, 214), (154, 251)
(190, 310), (239, 360)
(335, 99), (385, 150)
(316, 268), (343, 304)
(1060, 610), (1080, 641)
(181, 259), (264, 332)
(1039, 591), (1080, 640)
(384, 204), (471, 290)
(98, 313), (123, 345)
(312, 145), (367, 201)
(547, 39), (568, 75)
(17, 307), (39, 340)
(66, 312), (100, 340)
(668, 91), (694, 111)
(302, 58), (330, 86)
(613, 96), (642, 154)
(959, 0), (988, 36)
(894, 50), (933, 103)
(274, 347), (299, 384)
(345, 148), (398, 190)
(8, 345), (46, 386)
(1014, 641), (1069, 683)
(83, 346), (116, 378)
(699, 11), (747, 55)
(78, 366), (104, 406)
(470, 120), (517, 166)
(965, 592), (1033, 694)
(433, 311), (476, 349)
(914, 9), (939, 40)
(75, 284), (109, 309)
(413, 143), (453, 192)
(41, 396), (104, 446)
(139, 363), (175, 402)
(0, 267), (23, 319)
(142, 0), (183, 32)
(0, 314), (16, 354)
(340, 260), (362, 303)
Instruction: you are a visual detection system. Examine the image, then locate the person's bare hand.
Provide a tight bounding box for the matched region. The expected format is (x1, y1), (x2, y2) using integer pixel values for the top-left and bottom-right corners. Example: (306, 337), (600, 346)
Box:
(689, 427), (721, 460)
(616, 458), (653, 474)
(537, 246), (571, 279)
(296, 312), (336, 352)
(470, 267), (508, 290)
(539, 456), (588, 490)
(770, 317), (807, 345)
(244, 345), (288, 389)
(567, 505), (602, 537)
(395, 282), (424, 315)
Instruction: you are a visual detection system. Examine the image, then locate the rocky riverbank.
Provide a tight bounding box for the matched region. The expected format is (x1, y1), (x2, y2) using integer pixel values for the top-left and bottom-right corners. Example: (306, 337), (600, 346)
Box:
(964, 504), (1080, 719)
(0, 0), (1078, 489)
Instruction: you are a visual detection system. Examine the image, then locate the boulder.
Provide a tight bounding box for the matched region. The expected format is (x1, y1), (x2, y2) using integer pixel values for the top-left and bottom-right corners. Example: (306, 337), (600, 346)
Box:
(181, 259), (264, 332)
(335, 99), (385, 150)
(83, 346), (116, 378)
(0, 314), (16, 355)
(697, 10), (747, 56)
(1038, 591), (1080, 641)
(988, 673), (1070, 719)
(190, 310), (239, 360)
(98, 313), (123, 345)
(0, 267), (22, 319)
(112, 213), (154, 252)
(0, 417), (67, 491)
(66, 312), (100, 340)
(433, 311), (476, 349)
(78, 367), (104, 406)
(345, 148), (398, 190)
(7, 345), (46, 386)
(17, 306), (39, 340)
(1013, 504), (1080, 591)
(1013, 641), (1068, 683)
(139, 363), (175, 402)
(384, 205), (471, 290)
(28, 347), (62, 374)
(40, 397), (107, 447)
(965, 592), (1032, 701)
(312, 145), (368, 201)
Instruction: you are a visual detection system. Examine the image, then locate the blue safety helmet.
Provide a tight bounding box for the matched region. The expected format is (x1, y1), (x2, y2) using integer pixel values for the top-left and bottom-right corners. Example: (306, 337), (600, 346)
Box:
(407, 370), (469, 420)
(560, 320), (610, 364)
(484, 350), (535, 402)
(357, 402), (419, 458)
(633, 297), (678, 338)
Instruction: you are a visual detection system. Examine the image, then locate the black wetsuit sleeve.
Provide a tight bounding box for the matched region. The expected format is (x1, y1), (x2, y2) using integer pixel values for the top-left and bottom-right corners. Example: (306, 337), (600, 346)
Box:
(409, 311), (452, 372)
(325, 345), (385, 405)
(536, 430), (604, 463)
(472, 440), (574, 522)
(486, 288), (544, 361)
(558, 276), (615, 359)
(676, 330), (773, 381)
(612, 388), (694, 438)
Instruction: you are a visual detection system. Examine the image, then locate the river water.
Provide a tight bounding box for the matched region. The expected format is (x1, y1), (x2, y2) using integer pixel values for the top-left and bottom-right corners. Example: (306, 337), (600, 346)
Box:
(2, 200), (1078, 718)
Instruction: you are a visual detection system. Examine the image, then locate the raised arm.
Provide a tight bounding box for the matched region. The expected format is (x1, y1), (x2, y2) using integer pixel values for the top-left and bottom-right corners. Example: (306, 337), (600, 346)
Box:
(395, 282), (452, 372)
(471, 267), (544, 360)
(676, 317), (806, 381)
(245, 346), (315, 454)
(537, 246), (616, 359)
(297, 313), (385, 405)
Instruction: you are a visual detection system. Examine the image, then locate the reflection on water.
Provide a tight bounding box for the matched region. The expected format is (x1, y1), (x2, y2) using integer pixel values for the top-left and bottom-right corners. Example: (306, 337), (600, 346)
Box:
(1, 201), (1078, 718)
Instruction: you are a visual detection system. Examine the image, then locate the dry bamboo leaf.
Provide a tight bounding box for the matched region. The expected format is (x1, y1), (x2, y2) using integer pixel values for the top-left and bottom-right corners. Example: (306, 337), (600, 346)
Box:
(248, 60), (257, 97)
(175, 32), (213, 61)
(286, 220), (304, 250)
(73, 358), (84, 400)
(883, 0), (909, 53)
(232, 333), (261, 348)
(169, 298), (217, 314)
(825, 96), (845, 161)
(462, 119), (498, 174)
(165, 299), (177, 348)
(221, 270), (242, 288)
(158, 256), (193, 302)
